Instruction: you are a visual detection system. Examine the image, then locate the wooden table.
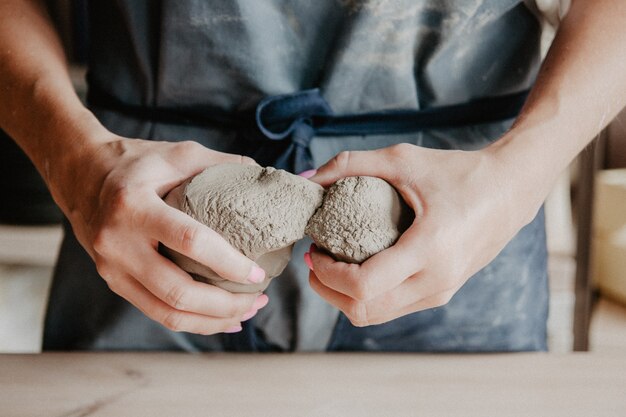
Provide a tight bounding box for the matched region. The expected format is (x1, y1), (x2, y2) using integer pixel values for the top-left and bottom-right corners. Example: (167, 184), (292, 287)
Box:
(1, 353), (624, 417)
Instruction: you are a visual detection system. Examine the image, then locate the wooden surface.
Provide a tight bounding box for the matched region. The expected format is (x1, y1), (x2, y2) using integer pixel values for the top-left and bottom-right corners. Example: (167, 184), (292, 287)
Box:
(1, 353), (625, 417)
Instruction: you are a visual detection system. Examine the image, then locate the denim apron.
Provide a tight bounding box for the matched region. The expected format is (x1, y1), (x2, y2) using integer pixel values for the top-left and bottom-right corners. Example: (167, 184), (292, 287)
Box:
(44, 0), (548, 352)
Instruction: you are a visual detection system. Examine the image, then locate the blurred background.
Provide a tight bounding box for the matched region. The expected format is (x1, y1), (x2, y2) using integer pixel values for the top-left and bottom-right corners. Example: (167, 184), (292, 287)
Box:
(1, 1), (625, 353)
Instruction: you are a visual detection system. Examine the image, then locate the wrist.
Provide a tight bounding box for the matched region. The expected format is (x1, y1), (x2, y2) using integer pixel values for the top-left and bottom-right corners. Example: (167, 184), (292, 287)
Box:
(5, 72), (116, 191)
(484, 129), (563, 227)
(31, 105), (118, 216)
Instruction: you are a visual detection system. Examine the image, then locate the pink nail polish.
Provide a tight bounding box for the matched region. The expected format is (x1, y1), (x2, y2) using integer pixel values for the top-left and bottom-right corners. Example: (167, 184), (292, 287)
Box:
(304, 252), (314, 271)
(298, 169), (317, 179)
(247, 265), (266, 284)
(224, 325), (243, 333)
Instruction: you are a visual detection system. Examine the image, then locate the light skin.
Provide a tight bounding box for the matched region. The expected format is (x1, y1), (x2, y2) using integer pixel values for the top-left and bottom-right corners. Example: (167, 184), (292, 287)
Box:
(0, 0), (268, 334)
(1, 0), (624, 334)
(305, 0), (626, 326)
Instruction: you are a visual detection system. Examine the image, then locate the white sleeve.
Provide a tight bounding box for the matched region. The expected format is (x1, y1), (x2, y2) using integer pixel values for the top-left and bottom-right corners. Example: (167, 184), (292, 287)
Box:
(525, 0), (571, 26)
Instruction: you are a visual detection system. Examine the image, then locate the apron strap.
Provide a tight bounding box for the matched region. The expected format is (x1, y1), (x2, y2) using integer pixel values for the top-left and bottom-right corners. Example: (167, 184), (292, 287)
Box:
(87, 85), (529, 173)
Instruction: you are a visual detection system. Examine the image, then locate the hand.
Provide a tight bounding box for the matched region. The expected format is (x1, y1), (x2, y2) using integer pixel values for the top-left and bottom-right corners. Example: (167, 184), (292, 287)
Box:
(52, 135), (268, 334)
(306, 143), (543, 326)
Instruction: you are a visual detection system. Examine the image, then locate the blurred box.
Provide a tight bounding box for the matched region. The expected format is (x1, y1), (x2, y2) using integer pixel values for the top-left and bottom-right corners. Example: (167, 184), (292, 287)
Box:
(592, 169), (626, 305)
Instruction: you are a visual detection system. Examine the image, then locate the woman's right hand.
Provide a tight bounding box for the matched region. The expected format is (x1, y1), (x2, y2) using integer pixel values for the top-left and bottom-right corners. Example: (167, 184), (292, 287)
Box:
(51, 134), (268, 334)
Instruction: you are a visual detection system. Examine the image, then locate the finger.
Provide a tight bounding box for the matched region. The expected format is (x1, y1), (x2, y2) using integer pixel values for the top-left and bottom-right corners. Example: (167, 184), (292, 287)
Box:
(309, 145), (424, 217)
(347, 273), (461, 325)
(155, 141), (259, 197)
(309, 272), (457, 327)
(105, 273), (244, 335)
(309, 226), (423, 301)
(201, 148), (259, 167)
(163, 181), (186, 209)
(123, 244), (265, 317)
(141, 195), (266, 285)
(309, 149), (395, 187)
(364, 289), (458, 325)
(168, 141), (259, 175)
(98, 242), (265, 318)
(309, 271), (359, 317)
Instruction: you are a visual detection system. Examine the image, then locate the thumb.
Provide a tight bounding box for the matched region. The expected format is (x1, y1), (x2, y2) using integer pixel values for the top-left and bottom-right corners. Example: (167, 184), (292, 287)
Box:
(309, 145), (424, 215)
(309, 149), (395, 187)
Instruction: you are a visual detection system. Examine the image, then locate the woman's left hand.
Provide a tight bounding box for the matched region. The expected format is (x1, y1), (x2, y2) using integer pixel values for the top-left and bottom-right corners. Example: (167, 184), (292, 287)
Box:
(306, 142), (544, 326)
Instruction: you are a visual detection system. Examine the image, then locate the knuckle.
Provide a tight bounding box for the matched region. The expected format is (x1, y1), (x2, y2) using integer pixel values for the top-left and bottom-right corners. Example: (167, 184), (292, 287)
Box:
(236, 296), (256, 316)
(98, 267), (121, 292)
(388, 142), (411, 157)
(352, 283), (370, 302)
(221, 297), (246, 317)
(177, 224), (206, 256)
(385, 144), (413, 180)
(351, 274), (373, 301)
(105, 277), (123, 294)
(164, 285), (189, 310)
(161, 310), (185, 332)
(176, 140), (202, 155)
(333, 150), (352, 172)
(91, 230), (109, 254)
(432, 291), (454, 308)
(346, 300), (370, 327)
(95, 257), (115, 282)
(108, 185), (134, 214)
(434, 265), (463, 294)
(129, 206), (150, 230)
(92, 230), (113, 256)
(226, 304), (244, 318)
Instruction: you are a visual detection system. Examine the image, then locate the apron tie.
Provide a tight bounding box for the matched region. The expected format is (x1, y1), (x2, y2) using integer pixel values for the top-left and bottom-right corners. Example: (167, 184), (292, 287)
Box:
(252, 89), (333, 172)
(86, 83), (529, 173)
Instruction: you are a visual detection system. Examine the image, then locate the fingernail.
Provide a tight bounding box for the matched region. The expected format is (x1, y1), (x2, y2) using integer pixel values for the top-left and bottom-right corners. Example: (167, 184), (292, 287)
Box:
(247, 265), (266, 284)
(309, 243), (317, 253)
(241, 309), (258, 321)
(253, 294), (269, 310)
(298, 169), (317, 179)
(224, 325), (242, 333)
(304, 252), (314, 271)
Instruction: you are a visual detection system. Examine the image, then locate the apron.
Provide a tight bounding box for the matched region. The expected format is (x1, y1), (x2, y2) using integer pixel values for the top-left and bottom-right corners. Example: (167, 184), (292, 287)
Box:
(44, 0), (548, 352)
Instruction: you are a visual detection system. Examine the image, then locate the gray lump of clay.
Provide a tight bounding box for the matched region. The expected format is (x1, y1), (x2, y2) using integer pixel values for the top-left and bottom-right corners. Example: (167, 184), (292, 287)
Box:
(305, 176), (413, 264)
(163, 163), (325, 293)
(163, 164), (413, 293)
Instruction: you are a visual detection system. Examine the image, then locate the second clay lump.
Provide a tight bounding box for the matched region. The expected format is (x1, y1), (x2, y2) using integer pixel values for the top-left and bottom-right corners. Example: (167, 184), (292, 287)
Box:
(305, 176), (413, 264)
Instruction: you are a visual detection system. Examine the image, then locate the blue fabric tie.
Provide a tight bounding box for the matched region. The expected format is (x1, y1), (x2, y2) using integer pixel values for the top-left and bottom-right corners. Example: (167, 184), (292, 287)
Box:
(87, 85), (529, 173)
(253, 89), (332, 172)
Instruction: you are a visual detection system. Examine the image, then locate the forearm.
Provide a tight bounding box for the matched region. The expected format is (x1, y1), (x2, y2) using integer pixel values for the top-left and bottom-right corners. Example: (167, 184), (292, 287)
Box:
(0, 0), (110, 202)
(490, 0), (626, 212)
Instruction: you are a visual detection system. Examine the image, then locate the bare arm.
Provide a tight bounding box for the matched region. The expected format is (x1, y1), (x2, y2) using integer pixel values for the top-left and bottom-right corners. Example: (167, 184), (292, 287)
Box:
(0, 0), (268, 334)
(307, 0), (626, 325)
(0, 0), (102, 187)
(493, 0), (626, 215)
